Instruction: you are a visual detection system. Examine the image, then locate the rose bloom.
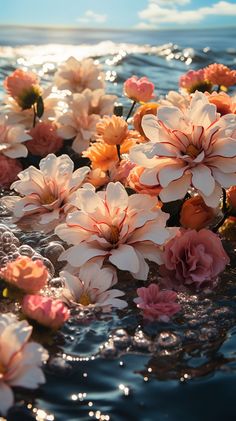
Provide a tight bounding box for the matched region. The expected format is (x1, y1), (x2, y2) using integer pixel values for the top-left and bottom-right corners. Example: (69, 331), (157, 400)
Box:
(130, 91), (236, 207)
(133, 102), (159, 137)
(0, 313), (48, 416)
(227, 186), (236, 209)
(22, 295), (70, 330)
(161, 229), (230, 290)
(134, 283), (181, 322)
(205, 63), (236, 87)
(61, 261), (127, 311)
(96, 115), (129, 146)
(206, 92), (236, 116)
(180, 195), (215, 230)
(127, 165), (161, 196)
(124, 76), (155, 103)
(54, 57), (105, 93)
(179, 69), (212, 94)
(9, 154), (90, 230)
(27, 121), (63, 157)
(4, 68), (42, 109)
(0, 115), (31, 158)
(56, 181), (172, 280)
(0, 256), (48, 293)
(0, 155), (22, 188)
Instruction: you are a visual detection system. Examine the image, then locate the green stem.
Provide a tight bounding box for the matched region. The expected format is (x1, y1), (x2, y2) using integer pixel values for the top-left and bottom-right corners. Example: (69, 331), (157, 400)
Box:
(126, 101), (136, 122)
(217, 85), (221, 93)
(33, 104), (37, 128)
(116, 144), (121, 161)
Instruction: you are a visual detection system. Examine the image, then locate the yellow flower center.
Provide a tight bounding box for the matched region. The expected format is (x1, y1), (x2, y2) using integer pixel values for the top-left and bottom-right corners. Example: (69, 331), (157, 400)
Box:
(186, 144), (200, 159)
(79, 292), (92, 306)
(109, 225), (120, 244)
(41, 192), (56, 205)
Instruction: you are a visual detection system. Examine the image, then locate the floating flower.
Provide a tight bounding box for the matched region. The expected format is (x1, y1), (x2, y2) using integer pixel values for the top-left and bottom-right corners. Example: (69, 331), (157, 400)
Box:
(22, 295), (70, 329)
(134, 283), (181, 322)
(56, 181), (172, 280)
(127, 165), (161, 196)
(161, 229), (229, 290)
(54, 57), (105, 93)
(96, 115), (129, 146)
(0, 256), (48, 293)
(27, 121), (63, 157)
(0, 313), (48, 416)
(179, 69), (212, 94)
(0, 155), (22, 188)
(0, 115), (31, 158)
(180, 195), (216, 230)
(4, 69), (42, 109)
(130, 91), (236, 207)
(206, 92), (236, 115)
(133, 102), (159, 137)
(61, 261), (127, 311)
(124, 76), (155, 103)
(10, 154), (90, 230)
(205, 63), (236, 88)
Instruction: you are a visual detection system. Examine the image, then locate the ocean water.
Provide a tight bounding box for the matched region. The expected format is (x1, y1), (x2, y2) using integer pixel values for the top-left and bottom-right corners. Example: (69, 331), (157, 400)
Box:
(1, 26), (236, 421)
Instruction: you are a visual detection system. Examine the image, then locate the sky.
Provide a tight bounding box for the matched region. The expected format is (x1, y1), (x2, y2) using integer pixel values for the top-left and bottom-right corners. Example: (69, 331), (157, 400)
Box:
(0, 0), (236, 29)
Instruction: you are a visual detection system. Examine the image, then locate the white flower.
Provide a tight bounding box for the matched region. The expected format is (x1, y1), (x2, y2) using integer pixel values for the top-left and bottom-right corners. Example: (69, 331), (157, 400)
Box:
(0, 115), (31, 158)
(0, 313), (48, 416)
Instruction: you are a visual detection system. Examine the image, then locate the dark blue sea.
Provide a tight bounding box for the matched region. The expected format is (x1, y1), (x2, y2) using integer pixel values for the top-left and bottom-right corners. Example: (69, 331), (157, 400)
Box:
(1, 26), (236, 421)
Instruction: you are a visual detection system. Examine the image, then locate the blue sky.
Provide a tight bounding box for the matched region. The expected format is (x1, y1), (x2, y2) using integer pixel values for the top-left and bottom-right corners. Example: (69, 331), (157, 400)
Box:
(1, 0), (236, 29)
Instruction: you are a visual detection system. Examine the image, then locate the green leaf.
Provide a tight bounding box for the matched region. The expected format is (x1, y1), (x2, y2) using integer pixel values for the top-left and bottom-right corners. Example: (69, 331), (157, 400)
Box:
(36, 96), (44, 118)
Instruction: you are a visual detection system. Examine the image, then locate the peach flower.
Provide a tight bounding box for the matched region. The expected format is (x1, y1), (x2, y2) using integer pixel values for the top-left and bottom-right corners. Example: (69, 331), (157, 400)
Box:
(96, 115), (129, 146)
(179, 69), (212, 94)
(180, 195), (215, 230)
(206, 92), (236, 115)
(54, 57), (105, 93)
(0, 256), (48, 293)
(127, 166), (161, 196)
(83, 142), (119, 171)
(161, 229), (229, 290)
(22, 295), (70, 329)
(0, 115), (31, 158)
(86, 168), (110, 188)
(134, 283), (181, 322)
(124, 76), (155, 102)
(227, 186), (236, 209)
(56, 182), (172, 280)
(0, 313), (48, 416)
(205, 63), (236, 88)
(109, 158), (136, 185)
(159, 91), (190, 112)
(27, 121), (63, 157)
(133, 102), (159, 137)
(4, 69), (42, 109)
(0, 155), (22, 188)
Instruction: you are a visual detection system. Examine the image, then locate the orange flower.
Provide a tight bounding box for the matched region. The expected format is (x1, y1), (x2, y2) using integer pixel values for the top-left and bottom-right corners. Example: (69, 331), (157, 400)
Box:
(0, 256), (48, 293)
(206, 92), (236, 115)
(121, 129), (145, 153)
(127, 165), (161, 196)
(133, 102), (159, 137)
(205, 63), (236, 88)
(83, 142), (118, 171)
(96, 115), (129, 146)
(4, 69), (42, 109)
(227, 186), (236, 209)
(180, 195), (215, 231)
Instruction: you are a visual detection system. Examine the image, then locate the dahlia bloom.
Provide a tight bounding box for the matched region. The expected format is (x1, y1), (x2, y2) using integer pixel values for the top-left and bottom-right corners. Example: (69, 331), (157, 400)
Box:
(27, 121), (63, 157)
(0, 256), (48, 293)
(134, 283), (181, 322)
(10, 154), (90, 230)
(206, 92), (236, 116)
(60, 261), (127, 311)
(180, 195), (216, 231)
(0, 313), (48, 416)
(83, 141), (119, 171)
(22, 295), (70, 329)
(205, 63), (236, 88)
(179, 69), (212, 94)
(56, 182), (172, 280)
(0, 155), (22, 188)
(96, 115), (129, 146)
(0, 115), (31, 158)
(124, 76), (155, 102)
(54, 57), (105, 93)
(161, 229), (229, 290)
(130, 91), (236, 207)
(4, 69), (42, 109)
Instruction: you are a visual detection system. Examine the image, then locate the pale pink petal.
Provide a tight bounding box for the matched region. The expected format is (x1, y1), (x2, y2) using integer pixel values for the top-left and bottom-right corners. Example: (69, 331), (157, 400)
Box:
(59, 243), (107, 267)
(106, 182), (128, 211)
(109, 244), (140, 273)
(200, 183), (222, 207)
(159, 174), (191, 202)
(0, 382), (14, 415)
(158, 163), (187, 187)
(157, 106), (184, 130)
(9, 366), (46, 388)
(191, 165), (215, 196)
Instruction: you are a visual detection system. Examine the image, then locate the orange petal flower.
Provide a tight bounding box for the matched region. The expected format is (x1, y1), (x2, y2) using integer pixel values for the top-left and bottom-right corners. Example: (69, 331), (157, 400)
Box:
(227, 186), (236, 209)
(205, 63), (236, 88)
(206, 92), (236, 115)
(127, 165), (161, 196)
(133, 102), (159, 137)
(180, 195), (215, 231)
(83, 142), (119, 171)
(4, 69), (42, 109)
(96, 115), (129, 146)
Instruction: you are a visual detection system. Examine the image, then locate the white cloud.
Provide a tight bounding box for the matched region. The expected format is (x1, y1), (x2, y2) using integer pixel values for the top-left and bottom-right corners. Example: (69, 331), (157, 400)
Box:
(151, 0), (190, 4)
(137, 1), (236, 28)
(77, 10), (107, 25)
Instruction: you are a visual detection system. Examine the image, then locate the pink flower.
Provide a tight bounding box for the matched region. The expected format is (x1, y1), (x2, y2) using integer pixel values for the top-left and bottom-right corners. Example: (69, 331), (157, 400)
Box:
(22, 295), (70, 329)
(4, 69), (42, 109)
(134, 283), (181, 321)
(109, 158), (136, 185)
(124, 76), (155, 102)
(56, 182), (172, 280)
(0, 256), (48, 293)
(0, 155), (22, 188)
(130, 91), (236, 207)
(161, 229), (229, 290)
(179, 69), (212, 93)
(27, 121), (63, 157)
(205, 63), (236, 88)
(0, 313), (48, 415)
(0, 115), (31, 158)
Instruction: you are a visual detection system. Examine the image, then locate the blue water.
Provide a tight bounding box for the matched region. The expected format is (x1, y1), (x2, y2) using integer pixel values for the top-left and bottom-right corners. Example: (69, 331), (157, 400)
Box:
(1, 26), (236, 421)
